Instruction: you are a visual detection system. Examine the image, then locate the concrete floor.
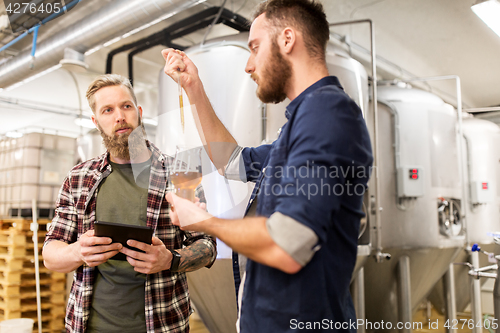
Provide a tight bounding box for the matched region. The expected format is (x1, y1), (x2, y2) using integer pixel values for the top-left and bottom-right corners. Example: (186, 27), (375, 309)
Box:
(190, 306), (494, 333)
(190, 314), (210, 333)
(414, 308), (494, 333)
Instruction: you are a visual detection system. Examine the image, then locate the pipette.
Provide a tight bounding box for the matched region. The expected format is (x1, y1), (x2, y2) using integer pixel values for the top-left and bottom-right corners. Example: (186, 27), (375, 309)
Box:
(178, 72), (184, 133)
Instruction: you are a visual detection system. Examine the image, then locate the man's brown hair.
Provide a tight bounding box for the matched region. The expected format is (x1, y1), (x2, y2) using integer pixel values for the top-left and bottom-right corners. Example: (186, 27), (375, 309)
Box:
(253, 0), (329, 60)
(86, 74), (137, 113)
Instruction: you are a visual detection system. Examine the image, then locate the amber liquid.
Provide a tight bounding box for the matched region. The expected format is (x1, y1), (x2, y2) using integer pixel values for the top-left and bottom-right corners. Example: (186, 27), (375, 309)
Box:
(178, 78), (184, 133)
(171, 171), (202, 201)
(179, 94), (184, 133)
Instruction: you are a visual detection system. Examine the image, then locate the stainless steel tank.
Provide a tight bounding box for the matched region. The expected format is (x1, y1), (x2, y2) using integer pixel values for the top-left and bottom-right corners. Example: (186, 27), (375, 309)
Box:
(429, 116), (500, 314)
(155, 32), (372, 333)
(362, 83), (465, 327)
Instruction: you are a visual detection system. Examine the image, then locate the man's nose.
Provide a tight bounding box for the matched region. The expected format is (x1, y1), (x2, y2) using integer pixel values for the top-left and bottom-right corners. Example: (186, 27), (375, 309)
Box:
(115, 108), (125, 122)
(245, 57), (254, 74)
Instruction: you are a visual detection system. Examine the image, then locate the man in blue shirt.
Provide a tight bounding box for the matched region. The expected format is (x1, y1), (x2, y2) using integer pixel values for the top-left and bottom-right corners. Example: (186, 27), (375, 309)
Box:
(163, 0), (373, 331)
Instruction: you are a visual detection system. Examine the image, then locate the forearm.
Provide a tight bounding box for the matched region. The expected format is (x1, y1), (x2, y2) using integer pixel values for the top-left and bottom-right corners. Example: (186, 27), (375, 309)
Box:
(199, 216), (298, 272)
(186, 81), (238, 171)
(43, 240), (83, 273)
(166, 192), (301, 273)
(175, 239), (216, 273)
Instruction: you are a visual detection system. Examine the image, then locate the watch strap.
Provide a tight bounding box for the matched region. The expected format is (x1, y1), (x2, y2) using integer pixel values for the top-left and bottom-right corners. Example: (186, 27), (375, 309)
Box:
(169, 249), (181, 271)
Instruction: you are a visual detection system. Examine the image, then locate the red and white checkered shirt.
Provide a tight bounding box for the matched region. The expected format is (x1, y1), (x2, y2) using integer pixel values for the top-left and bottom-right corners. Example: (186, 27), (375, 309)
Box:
(44, 142), (216, 333)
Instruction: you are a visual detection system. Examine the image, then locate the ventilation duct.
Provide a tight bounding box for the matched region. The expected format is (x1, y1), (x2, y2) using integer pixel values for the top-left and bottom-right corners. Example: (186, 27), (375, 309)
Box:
(0, 0), (206, 88)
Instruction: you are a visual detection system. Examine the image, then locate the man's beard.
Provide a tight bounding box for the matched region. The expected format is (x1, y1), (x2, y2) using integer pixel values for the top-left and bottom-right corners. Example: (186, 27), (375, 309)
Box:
(254, 38), (293, 104)
(97, 118), (148, 161)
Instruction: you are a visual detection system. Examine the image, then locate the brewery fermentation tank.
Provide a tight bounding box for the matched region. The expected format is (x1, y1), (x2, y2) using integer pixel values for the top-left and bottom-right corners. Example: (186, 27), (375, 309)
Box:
(362, 84), (465, 327)
(429, 117), (500, 314)
(155, 32), (372, 333)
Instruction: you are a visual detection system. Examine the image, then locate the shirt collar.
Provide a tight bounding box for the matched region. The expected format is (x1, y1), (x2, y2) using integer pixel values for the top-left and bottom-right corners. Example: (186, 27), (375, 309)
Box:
(285, 76), (342, 119)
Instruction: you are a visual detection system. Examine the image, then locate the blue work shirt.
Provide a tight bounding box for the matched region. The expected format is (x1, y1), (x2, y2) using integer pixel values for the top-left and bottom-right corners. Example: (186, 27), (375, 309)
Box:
(237, 76), (373, 332)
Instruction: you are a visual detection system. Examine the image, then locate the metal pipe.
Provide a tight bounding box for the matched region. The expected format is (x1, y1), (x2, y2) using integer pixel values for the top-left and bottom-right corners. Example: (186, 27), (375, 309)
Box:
(200, 0), (227, 48)
(469, 271), (497, 279)
(0, 0), (84, 54)
(329, 19), (383, 262)
(0, 0), (207, 88)
(470, 251), (483, 333)
(352, 267), (366, 333)
(476, 264), (498, 273)
(0, 96), (81, 116)
(464, 107), (500, 113)
(330, 32), (470, 110)
(398, 255), (412, 333)
(378, 100), (410, 211)
(0, 31), (29, 53)
(494, 264), (500, 332)
(30, 25), (40, 69)
(444, 264), (457, 333)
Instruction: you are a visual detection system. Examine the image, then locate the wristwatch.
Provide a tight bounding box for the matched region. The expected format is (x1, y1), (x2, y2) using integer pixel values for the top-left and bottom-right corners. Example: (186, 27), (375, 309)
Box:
(169, 249), (181, 271)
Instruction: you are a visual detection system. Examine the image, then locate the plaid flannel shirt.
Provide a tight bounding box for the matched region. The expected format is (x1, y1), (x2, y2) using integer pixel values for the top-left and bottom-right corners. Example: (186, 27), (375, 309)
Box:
(44, 142), (216, 333)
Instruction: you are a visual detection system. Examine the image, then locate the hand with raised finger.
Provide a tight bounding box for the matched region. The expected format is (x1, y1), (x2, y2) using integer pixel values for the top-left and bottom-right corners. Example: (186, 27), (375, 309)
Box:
(76, 229), (122, 267)
(121, 237), (173, 274)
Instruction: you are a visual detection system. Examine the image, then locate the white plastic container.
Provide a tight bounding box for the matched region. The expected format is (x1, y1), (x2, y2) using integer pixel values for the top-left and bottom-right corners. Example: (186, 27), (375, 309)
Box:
(0, 318), (34, 333)
(24, 132), (42, 147)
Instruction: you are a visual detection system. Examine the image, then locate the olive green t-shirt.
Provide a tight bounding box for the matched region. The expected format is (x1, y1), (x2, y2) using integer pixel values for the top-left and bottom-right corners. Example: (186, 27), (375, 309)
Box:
(87, 157), (151, 333)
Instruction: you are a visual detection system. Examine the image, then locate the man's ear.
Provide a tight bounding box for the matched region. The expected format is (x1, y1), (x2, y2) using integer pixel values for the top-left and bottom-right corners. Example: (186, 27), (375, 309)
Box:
(91, 114), (99, 131)
(281, 27), (296, 54)
(138, 105), (143, 118)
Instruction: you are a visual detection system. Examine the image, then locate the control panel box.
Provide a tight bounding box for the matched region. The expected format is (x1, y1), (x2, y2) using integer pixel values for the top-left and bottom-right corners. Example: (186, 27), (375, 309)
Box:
(470, 180), (493, 204)
(397, 166), (424, 198)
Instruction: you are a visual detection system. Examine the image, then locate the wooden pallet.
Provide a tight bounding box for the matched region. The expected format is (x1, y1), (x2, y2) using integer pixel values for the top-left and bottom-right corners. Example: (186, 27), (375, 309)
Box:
(0, 218), (52, 232)
(0, 218), (67, 332)
(0, 255), (24, 271)
(2, 308), (66, 332)
(0, 229), (26, 246)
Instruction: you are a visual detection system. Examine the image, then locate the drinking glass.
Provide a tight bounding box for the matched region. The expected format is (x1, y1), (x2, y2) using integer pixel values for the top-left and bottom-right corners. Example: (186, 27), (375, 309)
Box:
(169, 146), (203, 202)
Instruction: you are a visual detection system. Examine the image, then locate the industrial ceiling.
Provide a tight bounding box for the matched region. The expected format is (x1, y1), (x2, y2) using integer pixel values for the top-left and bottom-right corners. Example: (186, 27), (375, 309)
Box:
(0, 0), (499, 137)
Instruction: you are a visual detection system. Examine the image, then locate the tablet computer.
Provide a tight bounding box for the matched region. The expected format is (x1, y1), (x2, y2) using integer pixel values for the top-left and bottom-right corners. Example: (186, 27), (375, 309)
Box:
(94, 221), (154, 261)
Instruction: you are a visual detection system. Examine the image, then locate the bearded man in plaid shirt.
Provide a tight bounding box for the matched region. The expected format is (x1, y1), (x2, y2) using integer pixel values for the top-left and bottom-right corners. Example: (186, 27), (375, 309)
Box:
(43, 74), (216, 333)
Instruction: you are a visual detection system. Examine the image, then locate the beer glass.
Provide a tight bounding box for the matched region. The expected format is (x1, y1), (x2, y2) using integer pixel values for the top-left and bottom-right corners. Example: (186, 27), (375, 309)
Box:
(169, 146), (203, 202)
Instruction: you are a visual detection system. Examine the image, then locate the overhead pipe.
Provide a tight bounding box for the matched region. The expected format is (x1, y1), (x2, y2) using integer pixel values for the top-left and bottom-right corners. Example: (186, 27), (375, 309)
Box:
(126, 38), (184, 86)
(0, 0), (207, 88)
(106, 6), (249, 74)
(0, 0), (84, 54)
(127, 8), (249, 85)
(29, 25), (39, 69)
(105, 6), (249, 86)
(464, 106), (500, 113)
